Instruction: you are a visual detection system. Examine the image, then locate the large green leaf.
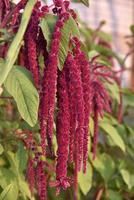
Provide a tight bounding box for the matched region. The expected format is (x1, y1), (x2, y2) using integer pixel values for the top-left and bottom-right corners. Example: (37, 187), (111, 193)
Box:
(58, 16), (80, 70)
(40, 15), (80, 70)
(40, 14), (57, 51)
(78, 162), (92, 195)
(0, 0), (36, 86)
(100, 123), (126, 152)
(0, 183), (18, 200)
(91, 153), (115, 182)
(4, 66), (39, 127)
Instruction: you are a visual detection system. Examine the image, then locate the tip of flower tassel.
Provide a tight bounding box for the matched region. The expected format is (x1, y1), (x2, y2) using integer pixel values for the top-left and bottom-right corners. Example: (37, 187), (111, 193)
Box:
(49, 177), (73, 195)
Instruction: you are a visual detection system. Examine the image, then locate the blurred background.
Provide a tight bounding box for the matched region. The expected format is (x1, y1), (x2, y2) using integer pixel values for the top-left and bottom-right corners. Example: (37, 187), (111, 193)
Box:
(72, 0), (134, 88)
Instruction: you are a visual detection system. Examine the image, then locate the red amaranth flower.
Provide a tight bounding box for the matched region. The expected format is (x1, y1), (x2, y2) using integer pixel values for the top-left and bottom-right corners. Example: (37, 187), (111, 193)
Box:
(54, 68), (71, 192)
(90, 79), (111, 159)
(0, 0), (5, 22)
(72, 37), (91, 173)
(27, 158), (35, 195)
(36, 161), (47, 200)
(65, 52), (85, 171)
(24, 3), (41, 89)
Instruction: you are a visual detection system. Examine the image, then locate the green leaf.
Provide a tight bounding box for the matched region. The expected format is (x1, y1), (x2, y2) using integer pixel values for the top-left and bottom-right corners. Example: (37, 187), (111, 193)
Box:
(120, 169), (134, 190)
(15, 143), (28, 172)
(81, 0), (89, 7)
(0, 168), (16, 188)
(0, 144), (4, 155)
(6, 152), (19, 175)
(105, 81), (120, 103)
(41, 15), (80, 70)
(122, 89), (134, 107)
(102, 113), (118, 125)
(78, 162), (92, 195)
(88, 50), (99, 59)
(130, 25), (134, 35)
(89, 117), (94, 136)
(58, 16), (80, 70)
(4, 66), (39, 127)
(72, 0), (89, 7)
(0, 0), (36, 86)
(100, 123), (126, 152)
(91, 153), (115, 182)
(18, 179), (32, 199)
(107, 190), (122, 200)
(0, 183), (18, 200)
(40, 14), (57, 51)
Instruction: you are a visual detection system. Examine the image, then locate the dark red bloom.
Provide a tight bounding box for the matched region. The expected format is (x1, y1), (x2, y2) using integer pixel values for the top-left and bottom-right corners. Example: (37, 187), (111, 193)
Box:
(90, 79), (111, 159)
(65, 52), (85, 171)
(72, 37), (91, 173)
(0, 0), (5, 22)
(36, 161), (47, 200)
(24, 3), (42, 89)
(54, 68), (70, 192)
(27, 158), (35, 195)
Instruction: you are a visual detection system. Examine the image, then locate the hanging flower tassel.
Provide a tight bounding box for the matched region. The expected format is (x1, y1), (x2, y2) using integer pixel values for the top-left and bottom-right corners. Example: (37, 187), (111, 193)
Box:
(27, 158), (35, 195)
(51, 68), (71, 194)
(36, 161), (47, 200)
(66, 52), (85, 171)
(90, 80), (111, 159)
(72, 37), (91, 173)
(24, 2), (41, 89)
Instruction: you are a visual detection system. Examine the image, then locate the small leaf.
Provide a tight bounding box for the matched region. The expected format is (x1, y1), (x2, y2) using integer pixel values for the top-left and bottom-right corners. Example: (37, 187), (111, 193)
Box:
(0, 144), (4, 155)
(105, 81), (120, 103)
(89, 117), (94, 136)
(0, 0), (36, 85)
(15, 143), (28, 172)
(4, 66), (39, 127)
(100, 123), (126, 152)
(0, 183), (18, 200)
(107, 190), (122, 200)
(130, 25), (134, 35)
(120, 169), (134, 190)
(78, 162), (92, 195)
(18, 179), (32, 199)
(72, 0), (89, 7)
(81, 0), (89, 7)
(0, 168), (16, 188)
(88, 50), (99, 59)
(91, 153), (115, 182)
